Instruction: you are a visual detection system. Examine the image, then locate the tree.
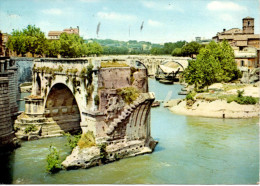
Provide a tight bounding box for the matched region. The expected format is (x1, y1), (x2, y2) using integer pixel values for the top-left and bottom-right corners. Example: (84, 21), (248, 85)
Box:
(59, 33), (84, 57)
(84, 42), (103, 56)
(183, 40), (241, 91)
(181, 41), (202, 58)
(7, 25), (47, 56)
(45, 40), (61, 57)
(6, 30), (27, 56)
(171, 48), (182, 56)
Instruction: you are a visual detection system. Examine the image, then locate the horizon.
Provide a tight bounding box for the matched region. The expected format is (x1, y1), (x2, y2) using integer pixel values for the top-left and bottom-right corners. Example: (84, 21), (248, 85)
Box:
(0, 0), (259, 44)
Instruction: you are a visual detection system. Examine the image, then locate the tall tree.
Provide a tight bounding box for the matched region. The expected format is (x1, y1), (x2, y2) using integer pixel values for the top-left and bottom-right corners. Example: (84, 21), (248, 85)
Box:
(181, 41), (202, 58)
(7, 25), (47, 56)
(183, 40), (241, 90)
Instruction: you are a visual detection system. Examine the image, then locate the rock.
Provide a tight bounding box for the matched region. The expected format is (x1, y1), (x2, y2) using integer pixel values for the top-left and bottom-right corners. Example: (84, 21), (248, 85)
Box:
(164, 99), (182, 107)
(62, 146), (100, 169)
(28, 135), (39, 140)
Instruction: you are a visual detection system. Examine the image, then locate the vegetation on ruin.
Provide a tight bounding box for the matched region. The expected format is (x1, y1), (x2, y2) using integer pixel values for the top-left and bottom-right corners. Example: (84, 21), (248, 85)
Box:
(117, 87), (140, 104)
(94, 95), (100, 106)
(77, 131), (96, 149)
(46, 145), (62, 173)
(183, 40), (242, 91)
(101, 60), (129, 68)
(98, 143), (108, 163)
(64, 132), (82, 150)
(130, 67), (138, 84)
(86, 64), (94, 86)
(24, 124), (37, 134)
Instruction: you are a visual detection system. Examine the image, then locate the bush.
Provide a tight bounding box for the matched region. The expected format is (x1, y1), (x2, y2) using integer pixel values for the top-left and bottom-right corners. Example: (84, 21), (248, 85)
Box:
(94, 95), (100, 106)
(98, 143), (107, 163)
(235, 96), (257, 105)
(64, 132), (82, 150)
(24, 124), (37, 134)
(186, 92), (196, 101)
(46, 146), (62, 173)
(237, 90), (244, 98)
(78, 131), (96, 149)
(117, 87), (140, 104)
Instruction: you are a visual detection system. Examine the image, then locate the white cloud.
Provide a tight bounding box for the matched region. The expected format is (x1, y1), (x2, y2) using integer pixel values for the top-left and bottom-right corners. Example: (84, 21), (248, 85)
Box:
(97, 12), (137, 21)
(207, 1), (247, 11)
(147, 19), (163, 27)
(42, 8), (62, 15)
(141, 1), (184, 12)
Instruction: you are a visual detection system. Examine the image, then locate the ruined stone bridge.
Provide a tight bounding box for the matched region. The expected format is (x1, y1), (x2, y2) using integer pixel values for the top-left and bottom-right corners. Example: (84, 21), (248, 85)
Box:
(15, 57), (158, 168)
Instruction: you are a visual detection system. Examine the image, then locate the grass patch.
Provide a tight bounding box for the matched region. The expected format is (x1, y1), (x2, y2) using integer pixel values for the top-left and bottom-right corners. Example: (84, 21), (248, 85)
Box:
(78, 131), (96, 149)
(101, 61), (129, 68)
(117, 87), (140, 104)
(24, 124), (37, 134)
(223, 84), (246, 91)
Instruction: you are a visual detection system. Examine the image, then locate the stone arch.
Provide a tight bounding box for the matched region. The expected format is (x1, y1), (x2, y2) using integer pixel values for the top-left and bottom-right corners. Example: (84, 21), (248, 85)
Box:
(44, 83), (81, 134)
(160, 60), (185, 71)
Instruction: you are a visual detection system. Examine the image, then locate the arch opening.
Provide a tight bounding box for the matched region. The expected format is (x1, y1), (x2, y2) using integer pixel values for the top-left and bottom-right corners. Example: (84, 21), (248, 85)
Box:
(45, 83), (81, 134)
(36, 73), (41, 95)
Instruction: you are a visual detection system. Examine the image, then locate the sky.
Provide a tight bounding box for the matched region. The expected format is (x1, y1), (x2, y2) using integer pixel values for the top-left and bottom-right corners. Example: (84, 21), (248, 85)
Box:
(0, 0), (259, 43)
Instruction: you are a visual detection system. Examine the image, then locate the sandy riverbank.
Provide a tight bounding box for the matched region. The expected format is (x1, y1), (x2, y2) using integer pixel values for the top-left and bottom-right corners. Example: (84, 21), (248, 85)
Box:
(169, 99), (260, 119)
(167, 82), (260, 119)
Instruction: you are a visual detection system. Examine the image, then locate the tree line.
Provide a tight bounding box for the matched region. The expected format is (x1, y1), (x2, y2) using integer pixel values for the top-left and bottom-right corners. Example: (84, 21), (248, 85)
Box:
(7, 25), (103, 58)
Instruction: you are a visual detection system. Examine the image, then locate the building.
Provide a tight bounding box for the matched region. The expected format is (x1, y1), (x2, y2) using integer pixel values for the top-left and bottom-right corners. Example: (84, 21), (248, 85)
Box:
(48, 26), (79, 40)
(195, 37), (212, 45)
(213, 17), (260, 71)
(0, 31), (10, 57)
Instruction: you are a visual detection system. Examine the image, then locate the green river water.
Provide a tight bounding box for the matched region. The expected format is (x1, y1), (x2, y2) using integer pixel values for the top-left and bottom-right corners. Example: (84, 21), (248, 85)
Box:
(0, 79), (259, 184)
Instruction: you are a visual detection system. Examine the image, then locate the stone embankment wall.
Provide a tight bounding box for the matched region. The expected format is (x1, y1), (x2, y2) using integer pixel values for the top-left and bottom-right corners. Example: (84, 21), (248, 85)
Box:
(16, 59), (33, 86)
(0, 58), (19, 149)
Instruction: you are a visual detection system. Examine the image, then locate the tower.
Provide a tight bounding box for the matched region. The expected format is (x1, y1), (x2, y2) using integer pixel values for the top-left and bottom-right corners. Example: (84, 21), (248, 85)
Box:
(242, 16), (254, 34)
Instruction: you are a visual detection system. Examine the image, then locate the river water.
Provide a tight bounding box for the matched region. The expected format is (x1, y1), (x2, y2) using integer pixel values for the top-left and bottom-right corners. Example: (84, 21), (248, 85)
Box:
(0, 79), (259, 184)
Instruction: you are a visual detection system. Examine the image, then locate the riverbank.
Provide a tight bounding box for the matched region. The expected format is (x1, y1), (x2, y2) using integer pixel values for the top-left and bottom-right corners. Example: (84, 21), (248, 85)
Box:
(169, 99), (259, 118)
(167, 82), (260, 119)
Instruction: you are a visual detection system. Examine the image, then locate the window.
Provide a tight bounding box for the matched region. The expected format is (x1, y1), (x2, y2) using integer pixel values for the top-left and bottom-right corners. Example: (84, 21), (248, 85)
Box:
(241, 60), (244, 66)
(248, 21), (250, 26)
(248, 61), (251, 67)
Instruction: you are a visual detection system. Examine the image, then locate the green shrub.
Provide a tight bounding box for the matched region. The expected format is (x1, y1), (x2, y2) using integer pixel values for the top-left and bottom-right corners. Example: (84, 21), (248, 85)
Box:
(98, 143), (107, 163)
(24, 124), (37, 134)
(46, 146), (62, 173)
(235, 96), (257, 105)
(64, 132), (82, 150)
(94, 95), (100, 106)
(86, 64), (94, 86)
(117, 87), (140, 104)
(237, 89), (244, 98)
(186, 92), (196, 101)
(78, 131), (96, 149)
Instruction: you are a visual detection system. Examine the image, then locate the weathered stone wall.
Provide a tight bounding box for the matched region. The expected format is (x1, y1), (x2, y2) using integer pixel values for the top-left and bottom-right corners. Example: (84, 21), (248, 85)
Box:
(0, 78), (15, 148)
(98, 68), (131, 89)
(0, 58), (19, 148)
